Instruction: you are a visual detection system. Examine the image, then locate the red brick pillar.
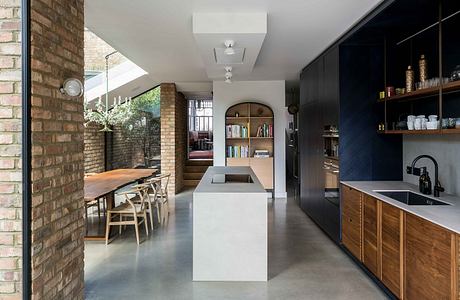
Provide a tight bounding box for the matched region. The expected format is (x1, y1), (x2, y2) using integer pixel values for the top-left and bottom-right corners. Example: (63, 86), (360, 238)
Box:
(29, 0), (85, 299)
(160, 83), (187, 200)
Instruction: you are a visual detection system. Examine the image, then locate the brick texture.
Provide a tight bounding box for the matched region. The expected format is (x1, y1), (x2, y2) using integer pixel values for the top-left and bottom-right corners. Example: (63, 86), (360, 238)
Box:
(0, 0), (22, 298)
(160, 83), (186, 198)
(106, 118), (160, 170)
(83, 122), (105, 174)
(30, 0), (85, 299)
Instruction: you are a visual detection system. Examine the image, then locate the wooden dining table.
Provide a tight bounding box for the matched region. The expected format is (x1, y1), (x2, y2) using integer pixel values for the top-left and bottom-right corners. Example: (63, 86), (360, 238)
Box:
(84, 168), (157, 240)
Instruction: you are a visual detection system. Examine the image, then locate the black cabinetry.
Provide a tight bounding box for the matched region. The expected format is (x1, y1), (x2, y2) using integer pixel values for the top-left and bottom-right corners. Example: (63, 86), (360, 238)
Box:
(300, 47), (340, 242)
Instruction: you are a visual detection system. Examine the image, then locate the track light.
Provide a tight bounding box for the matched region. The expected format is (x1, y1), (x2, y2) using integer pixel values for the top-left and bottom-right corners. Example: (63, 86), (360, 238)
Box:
(224, 40), (235, 55)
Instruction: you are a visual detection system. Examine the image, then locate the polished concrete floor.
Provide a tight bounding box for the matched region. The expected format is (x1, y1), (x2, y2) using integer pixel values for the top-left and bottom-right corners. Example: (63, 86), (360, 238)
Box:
(85, 187), (387, 300)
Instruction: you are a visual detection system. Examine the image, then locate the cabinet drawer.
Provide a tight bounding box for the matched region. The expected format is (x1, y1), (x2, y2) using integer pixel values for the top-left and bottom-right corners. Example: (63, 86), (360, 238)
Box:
(342, 212), (361, 260)
(341, 185), (361, 216)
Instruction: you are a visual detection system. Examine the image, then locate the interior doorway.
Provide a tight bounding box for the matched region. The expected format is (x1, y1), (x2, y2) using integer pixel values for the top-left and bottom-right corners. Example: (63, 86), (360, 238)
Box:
(187, 99), (213, 160)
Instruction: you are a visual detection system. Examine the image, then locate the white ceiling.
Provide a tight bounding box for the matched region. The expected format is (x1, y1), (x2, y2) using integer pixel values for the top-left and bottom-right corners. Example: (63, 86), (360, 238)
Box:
(85, 0), (383, 91)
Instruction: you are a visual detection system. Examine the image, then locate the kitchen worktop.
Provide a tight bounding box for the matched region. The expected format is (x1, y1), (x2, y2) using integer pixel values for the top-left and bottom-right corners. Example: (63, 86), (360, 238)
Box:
(341, 181), (460, 234)
(194, 166), (265, 194)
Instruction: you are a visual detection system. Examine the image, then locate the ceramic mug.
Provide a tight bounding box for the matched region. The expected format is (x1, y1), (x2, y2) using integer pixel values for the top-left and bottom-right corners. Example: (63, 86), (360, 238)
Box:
(414, 118), (422, 130)
(428, 115), (438, 122)
(421, 118), (428, 130)
(407, 120), (415, 130)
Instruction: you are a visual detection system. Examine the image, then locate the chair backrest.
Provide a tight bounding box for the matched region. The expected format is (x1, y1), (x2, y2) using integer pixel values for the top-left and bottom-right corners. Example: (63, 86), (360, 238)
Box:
(156, 174), (170, 192)
(122, 185), (149, 211)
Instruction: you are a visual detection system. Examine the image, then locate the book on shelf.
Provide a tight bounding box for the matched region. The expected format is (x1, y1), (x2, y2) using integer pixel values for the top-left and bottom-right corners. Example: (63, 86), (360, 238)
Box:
(227, 145), (249, 158)
(226, 124), (249, 138)
(255, 123), (273, 137)
(254, 149), (270, 158)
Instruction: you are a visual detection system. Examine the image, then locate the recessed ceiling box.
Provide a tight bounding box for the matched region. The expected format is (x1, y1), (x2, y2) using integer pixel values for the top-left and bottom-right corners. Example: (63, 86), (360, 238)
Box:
(214, 47), (245, 64)
(193, 13), (267, 79)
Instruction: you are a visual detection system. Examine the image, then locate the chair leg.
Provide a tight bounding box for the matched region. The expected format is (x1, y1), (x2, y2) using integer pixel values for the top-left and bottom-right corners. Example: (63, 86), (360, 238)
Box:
(156, 202), (161, 224)
(148, 202), (154, 230)
(134, 219), (140, 245)
(144, 212), (149, 236)
(119, 214), (122, 235)
(164, 201), (169, 223)
(105, 212), (111, 245)
(97, 199), (101, 220)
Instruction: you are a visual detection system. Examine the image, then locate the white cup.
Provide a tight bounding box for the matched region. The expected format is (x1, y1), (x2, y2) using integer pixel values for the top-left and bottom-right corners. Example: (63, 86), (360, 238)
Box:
(414, 118), (422, 130)
(407, 120), (415, 130)
(421, 118), (428, 130)
(428, 115), (438, 122)
(407, 115), (416, 122)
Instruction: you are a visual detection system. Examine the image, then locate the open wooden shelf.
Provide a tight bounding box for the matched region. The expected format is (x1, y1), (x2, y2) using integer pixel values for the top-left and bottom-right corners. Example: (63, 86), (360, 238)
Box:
(378, 128), (460, 135)
(225, 102), (274, 190)
(377, 80), (460, 103)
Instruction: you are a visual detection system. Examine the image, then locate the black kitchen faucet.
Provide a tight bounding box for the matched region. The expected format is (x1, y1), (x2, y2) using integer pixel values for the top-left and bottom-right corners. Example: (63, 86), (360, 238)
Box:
(406, 155), (444, 197)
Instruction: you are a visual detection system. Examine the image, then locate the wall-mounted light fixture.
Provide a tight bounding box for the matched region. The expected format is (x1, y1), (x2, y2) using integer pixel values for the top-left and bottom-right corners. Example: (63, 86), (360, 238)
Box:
(59, 78), (83, 97)
(224, 40), (235, 56)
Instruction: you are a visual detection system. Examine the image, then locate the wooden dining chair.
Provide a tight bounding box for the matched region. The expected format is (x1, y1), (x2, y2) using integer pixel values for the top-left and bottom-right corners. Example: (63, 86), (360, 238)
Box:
(151, 173), (171, 225)
(105, 185), (149, 245)
(131, 182), (160, 230)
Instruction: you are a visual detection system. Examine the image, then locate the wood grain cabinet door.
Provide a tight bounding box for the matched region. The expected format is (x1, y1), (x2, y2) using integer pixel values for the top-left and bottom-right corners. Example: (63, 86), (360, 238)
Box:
(341, 185), (362, 261)
(381, 203), (403, 299)
(363, 195), (379, 276)
(405, 213), (455, 300)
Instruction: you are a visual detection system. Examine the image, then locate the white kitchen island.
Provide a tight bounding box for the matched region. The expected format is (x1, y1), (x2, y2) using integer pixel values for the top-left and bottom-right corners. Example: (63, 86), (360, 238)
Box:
(193, 166), (268, 282)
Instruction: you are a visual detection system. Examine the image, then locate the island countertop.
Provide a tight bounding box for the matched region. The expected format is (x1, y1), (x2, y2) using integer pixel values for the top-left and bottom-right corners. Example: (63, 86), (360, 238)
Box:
(341, 181), (460, 234)
(194, 166), (266, 194)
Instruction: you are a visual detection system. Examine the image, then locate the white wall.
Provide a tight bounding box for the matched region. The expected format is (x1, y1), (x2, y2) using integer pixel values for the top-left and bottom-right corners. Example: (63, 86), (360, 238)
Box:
(213, 80), (287, 198)
(403, 135), (460, 196)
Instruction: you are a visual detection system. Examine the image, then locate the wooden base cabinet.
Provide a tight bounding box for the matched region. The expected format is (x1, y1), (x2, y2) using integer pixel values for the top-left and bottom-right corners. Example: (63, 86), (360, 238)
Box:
(341, 186), (362, 261)
(381, 203), (403, 299)
(363, 194), (379, 277)
(405, 213), (456, 300)
(340, 184), (459, 299)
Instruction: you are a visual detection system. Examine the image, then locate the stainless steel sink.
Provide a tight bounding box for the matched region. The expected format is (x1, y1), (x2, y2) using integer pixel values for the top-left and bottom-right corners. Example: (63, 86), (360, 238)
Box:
(375, 191), (451, 206)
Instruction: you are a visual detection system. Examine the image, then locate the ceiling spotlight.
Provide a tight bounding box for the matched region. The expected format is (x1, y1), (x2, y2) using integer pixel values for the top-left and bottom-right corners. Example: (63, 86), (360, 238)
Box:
(224, 66), (233, 83)
(224, 40), (235, 55)
(60, 78), (84, 97)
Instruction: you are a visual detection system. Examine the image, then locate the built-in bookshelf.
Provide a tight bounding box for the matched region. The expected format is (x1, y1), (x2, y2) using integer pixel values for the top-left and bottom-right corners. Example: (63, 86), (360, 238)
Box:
(225, 102), (274, 190)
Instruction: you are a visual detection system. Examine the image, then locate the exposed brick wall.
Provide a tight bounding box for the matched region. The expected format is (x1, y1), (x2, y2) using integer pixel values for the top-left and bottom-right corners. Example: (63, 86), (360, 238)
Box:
(160, 83), (186, 197)
(106, 119), (160, 170)
(0, 1), (22, 298)
(30, 0), (85, 299)
(83, 122), (105, 174)
(84, 28), (125, 73)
